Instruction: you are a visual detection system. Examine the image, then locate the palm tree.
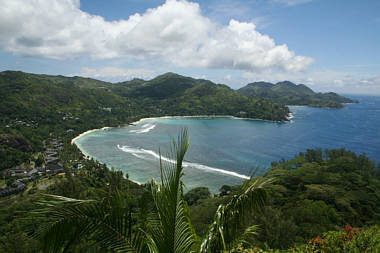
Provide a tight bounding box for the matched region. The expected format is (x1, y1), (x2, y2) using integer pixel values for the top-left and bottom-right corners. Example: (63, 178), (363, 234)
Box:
(200, 178), (268, 252)
(34, 129), (269, 252)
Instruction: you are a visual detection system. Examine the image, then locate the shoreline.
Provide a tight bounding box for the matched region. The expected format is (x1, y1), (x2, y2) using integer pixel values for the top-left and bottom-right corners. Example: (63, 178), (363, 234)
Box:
(70, 114), (290, 186)
(71, 126), (144, 185)
(72, 114), (292, 145)
(71, 127), (111, 145)
(129, 114), (289, 126)
(286, 112), (294, 120)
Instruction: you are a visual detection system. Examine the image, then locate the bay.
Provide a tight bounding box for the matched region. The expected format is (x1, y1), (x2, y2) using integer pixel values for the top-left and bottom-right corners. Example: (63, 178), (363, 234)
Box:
(74, 95), (380, 193)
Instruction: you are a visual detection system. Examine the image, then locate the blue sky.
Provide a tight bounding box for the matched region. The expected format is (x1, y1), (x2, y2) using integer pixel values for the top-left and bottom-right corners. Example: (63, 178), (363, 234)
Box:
(0, 0), (379, 94)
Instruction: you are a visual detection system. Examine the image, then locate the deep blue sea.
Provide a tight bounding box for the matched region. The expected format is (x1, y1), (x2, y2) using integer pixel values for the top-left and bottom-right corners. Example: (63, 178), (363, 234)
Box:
(75, 95), (380, 193)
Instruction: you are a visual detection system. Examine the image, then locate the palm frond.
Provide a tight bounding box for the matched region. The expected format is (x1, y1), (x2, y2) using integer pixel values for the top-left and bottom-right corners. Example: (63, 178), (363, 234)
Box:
(238, 225), (260, 248)
(145, 129), (195, 253)
(32, 191), (146, 253)
(200, 177), (272, 252)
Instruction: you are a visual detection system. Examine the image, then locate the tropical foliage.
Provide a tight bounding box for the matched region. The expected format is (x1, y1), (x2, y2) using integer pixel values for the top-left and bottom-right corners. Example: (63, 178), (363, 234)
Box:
(188, 148), (380, 250)
(200, 178), (268, 252)
(1, 142), (379, 252)
(229, 225), (380, 252)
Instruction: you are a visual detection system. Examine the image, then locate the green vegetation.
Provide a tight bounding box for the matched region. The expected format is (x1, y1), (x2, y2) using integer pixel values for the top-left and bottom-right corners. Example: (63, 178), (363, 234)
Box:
(0, 71), (289, 131)
(115, 73), (289, 120)
(231, 225), (380, 252)
(0, 144), (143, 252)
(187, 148), (380, 250)
(238, 81), (356, 108)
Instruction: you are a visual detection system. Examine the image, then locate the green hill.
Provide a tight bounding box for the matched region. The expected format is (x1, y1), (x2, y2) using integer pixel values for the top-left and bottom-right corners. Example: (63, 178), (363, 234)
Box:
(238, 80), (356, 108)
(118, 72), (198, 99)
(115, 73), (289, 120)
(0, 71), (289, 123)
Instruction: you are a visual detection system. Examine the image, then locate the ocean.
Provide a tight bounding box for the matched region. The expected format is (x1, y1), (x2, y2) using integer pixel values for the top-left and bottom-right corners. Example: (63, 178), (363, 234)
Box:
(74, 95), (380, 193)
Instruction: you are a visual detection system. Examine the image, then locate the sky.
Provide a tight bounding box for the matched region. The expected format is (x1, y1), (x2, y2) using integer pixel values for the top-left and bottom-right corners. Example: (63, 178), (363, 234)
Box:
(0, 0), (379, 94)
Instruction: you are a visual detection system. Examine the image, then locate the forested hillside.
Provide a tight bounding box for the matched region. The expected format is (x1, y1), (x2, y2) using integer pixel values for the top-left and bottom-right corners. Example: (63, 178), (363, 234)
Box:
(114, 72), (289, 119)
(188, 148), (380, 250)
(238, 80), (356, 108)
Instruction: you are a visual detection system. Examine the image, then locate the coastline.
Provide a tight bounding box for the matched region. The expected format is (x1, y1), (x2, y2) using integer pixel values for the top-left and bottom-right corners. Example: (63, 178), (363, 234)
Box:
(71, 127), (111, 145)
(72, 114), (293, 145)
(70, 114), (291, 186)
(129, 114), (289, 126)
(71, 126), (144, 185)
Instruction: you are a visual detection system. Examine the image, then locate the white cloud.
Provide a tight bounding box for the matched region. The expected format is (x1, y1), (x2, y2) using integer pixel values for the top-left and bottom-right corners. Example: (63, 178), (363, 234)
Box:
(77, 67), (155, 81)
(0, 0), (313, 73)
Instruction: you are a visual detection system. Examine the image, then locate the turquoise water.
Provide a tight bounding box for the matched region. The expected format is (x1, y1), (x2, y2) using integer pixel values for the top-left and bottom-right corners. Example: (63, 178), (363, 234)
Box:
(75, 95), (380, 193)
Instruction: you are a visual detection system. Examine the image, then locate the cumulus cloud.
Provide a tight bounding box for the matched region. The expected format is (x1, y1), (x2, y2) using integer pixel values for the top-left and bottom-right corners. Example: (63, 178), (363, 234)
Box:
(0, 0), (313, 73)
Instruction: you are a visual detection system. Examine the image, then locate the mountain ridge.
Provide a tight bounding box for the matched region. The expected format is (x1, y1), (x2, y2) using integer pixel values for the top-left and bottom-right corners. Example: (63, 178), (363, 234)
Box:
(238, 80), (356, 108)
(0, 70), (290, 123)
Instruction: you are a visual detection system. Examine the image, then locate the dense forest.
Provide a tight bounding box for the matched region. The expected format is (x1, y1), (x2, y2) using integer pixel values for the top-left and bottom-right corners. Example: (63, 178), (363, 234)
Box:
(188, 148), (380, 251)
(238, 81), (356, 108)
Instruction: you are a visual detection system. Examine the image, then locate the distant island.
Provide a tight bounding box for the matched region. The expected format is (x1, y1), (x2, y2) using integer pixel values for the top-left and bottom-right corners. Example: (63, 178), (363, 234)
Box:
(238, 81), (357, 108)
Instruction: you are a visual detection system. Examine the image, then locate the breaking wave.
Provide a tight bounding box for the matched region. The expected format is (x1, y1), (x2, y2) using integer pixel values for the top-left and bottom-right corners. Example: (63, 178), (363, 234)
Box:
(117, 144), (250, 180)
(129, 123), (156, 134)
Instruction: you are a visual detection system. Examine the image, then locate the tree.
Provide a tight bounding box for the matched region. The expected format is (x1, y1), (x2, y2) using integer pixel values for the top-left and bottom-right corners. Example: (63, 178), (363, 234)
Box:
(35, 153), (45, 167)
(33, 130), (268, 252)
(200, 178), (269, 252)
(184, 187), (211, 205)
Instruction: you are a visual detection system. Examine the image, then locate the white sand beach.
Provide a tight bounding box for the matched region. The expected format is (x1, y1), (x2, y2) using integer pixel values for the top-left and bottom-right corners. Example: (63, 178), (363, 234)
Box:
(71, 127), (111, 145)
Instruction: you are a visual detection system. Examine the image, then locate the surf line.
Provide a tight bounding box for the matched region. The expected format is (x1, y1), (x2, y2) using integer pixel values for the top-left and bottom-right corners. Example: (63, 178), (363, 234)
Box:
(117, 144), (250, 180)
(129, 123), (156, 134)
